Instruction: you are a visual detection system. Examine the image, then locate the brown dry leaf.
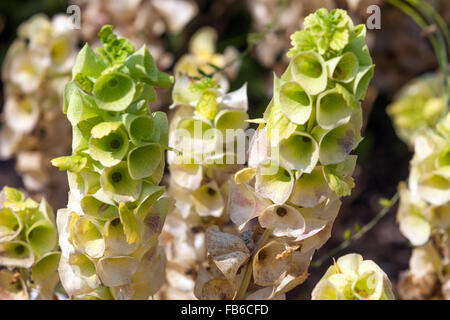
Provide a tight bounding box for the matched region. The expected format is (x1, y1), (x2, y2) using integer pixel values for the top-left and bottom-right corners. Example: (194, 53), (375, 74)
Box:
(206, 226), (250, 281)
(253, 238), (313, 294)
(201, 278), (235, 300)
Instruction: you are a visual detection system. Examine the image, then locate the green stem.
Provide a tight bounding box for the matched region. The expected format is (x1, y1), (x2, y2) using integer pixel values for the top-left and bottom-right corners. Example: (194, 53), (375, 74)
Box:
(310, 192), (399, 268)
(235, 229), (271, 300)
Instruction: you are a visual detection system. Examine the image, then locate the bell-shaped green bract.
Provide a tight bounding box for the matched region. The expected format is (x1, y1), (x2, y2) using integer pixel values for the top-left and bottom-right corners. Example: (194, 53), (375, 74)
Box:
(214, 109), (249, 134)
(101, 161), (142, 203)
(122, 114), (154, 146)
(255, 161), (294, 205)
(0, 240), (34, 268)
(55, 25), (173, 300)
(72, 44), (107, 79)
(290, 167), (332, 208)
(327, 52), (359, 83)
(26, 220), (57, 257)
(290, 51), (328, 95)
(348, 65), (374, 101)
(66, 89), (100, 127)
(279, 131), (319, 173)
(0, 208), (22, 242)
(93, 72), (136, 112)
(80, 195), (119, 221)
(190, 182), (224, 218)
(315, 123), (356, 165)
(343, 25), (372, 67)
(279, 81), (312, 125)
(0, 186), (60, 298)
(128, 144), (162, 180)
(123, 45), (158, 82)
(89, 121), (129, 167)
(31, 252), (61, 284)
(71, 216), (106, 259)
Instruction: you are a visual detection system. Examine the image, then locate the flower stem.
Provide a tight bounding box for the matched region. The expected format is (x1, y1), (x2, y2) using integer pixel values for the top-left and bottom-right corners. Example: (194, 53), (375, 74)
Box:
(310, 192), (399, 268)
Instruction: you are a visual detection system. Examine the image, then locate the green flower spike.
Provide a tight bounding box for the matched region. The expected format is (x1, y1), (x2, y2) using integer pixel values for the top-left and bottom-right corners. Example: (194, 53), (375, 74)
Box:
(0, 187), (60, 299)
(54, 25), (174, 299)
(289, 51), (328, 95)
(197, 8), (375, 300)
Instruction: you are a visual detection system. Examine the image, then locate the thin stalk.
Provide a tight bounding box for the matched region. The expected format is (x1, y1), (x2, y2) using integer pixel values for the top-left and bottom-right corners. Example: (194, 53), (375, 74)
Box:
(310, 192), (400, 268)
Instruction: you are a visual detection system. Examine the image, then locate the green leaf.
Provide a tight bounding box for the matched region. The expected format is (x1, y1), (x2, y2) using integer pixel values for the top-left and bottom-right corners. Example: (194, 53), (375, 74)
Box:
(323, 156), (357, 197)
(324, 169), (354, 197)
(287, 30), (317, 58)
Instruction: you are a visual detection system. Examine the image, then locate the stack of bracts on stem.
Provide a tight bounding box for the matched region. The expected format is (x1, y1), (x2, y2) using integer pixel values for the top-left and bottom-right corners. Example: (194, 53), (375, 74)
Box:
(157, 28), (244, 300)
(388, 74), (450, 299)
(194, 9), (378, 300)
(52, 26), (174, 300)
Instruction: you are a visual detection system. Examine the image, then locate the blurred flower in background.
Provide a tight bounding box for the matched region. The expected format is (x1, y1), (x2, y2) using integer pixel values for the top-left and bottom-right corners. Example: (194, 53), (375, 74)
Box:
(387, 73), (446, 148)
(0, 14), (78, 209)
(73, 0), (198, 70)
